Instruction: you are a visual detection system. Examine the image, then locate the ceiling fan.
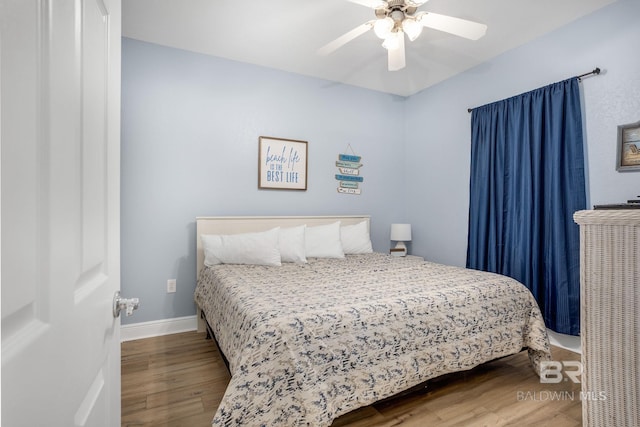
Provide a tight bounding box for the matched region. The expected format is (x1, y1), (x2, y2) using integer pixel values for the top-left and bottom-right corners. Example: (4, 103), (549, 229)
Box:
(318, 0), (487, 71)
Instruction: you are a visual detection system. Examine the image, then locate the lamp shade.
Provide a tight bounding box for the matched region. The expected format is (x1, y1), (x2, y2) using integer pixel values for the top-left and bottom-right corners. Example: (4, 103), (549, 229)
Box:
(373, 17), (394, 39)
(381, 30), (402, 50)
(390, 223), (412, 241)
(402, 18), (423, 41)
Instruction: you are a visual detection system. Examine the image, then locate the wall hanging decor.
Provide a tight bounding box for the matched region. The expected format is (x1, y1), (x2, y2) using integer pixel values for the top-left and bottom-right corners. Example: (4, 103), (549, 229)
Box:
(335, 144), (363, 195)
(616, 120), (640, 171)
(258, 136), (308, 190)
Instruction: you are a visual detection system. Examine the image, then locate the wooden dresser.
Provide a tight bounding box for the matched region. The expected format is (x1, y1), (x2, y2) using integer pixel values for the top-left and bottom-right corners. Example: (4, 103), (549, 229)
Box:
(573, 210), (640, 427)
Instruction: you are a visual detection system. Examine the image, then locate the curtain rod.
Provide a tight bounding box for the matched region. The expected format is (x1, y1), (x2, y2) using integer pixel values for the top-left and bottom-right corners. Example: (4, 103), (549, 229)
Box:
(577, 67), (601, 81)
(467, 67), (601, 113)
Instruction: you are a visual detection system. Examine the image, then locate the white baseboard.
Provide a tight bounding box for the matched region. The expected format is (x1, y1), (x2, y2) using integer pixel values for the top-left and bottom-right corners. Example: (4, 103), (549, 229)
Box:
(121, 315), (198, 342)
(547, 329), (581, 354)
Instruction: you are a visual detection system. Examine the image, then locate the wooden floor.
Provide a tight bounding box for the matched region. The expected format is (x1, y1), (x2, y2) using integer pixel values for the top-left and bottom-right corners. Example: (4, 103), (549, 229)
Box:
(122, 331), (582, 427)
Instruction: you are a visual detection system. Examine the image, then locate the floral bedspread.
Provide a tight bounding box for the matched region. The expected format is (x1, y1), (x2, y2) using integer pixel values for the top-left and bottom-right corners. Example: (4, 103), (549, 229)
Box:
(194, 253), (551, 426)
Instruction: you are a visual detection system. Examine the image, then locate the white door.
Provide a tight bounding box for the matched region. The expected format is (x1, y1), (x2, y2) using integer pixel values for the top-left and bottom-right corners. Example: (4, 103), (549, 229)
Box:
(1, 0), (123, 426)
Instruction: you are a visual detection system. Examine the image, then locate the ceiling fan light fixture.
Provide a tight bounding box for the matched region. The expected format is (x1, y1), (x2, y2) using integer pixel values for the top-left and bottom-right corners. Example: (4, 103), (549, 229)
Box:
(373, 17), (394, 39)
(402, 17), (422, 41)
(382, 30), (402, 50)
(320, 0), (487, 72)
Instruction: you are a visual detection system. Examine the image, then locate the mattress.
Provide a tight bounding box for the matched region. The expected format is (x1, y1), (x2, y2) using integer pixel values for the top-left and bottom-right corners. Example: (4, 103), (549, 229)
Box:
(194, 253), (551, 426)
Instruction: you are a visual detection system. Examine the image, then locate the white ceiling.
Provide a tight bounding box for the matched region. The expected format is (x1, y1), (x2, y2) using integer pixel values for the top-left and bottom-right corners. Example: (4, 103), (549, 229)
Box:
(122, 0), (616, 97)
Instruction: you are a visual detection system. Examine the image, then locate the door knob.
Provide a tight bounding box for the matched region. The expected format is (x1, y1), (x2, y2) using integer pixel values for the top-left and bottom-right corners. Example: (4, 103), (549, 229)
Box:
(113, 291), (140, 318)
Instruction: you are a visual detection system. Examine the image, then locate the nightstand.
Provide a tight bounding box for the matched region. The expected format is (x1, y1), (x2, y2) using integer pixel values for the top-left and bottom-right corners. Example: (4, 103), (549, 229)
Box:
(390, 254), (424, 261)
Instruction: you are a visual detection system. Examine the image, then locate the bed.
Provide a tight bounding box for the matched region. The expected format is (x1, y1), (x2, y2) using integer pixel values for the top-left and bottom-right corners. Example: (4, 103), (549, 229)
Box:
(194, 215), (551, 427)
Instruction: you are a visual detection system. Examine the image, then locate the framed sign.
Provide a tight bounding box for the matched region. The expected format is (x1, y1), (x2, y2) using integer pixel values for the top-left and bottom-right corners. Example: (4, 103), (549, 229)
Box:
(258, 136), (308, 190)
(617, 121), (640, 171)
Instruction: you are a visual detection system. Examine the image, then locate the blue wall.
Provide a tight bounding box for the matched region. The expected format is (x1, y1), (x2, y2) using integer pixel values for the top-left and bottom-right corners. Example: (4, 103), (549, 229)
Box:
(122, 0), (640, 324)
(121, 39), (406, 324)
(404, 0), (640, 267)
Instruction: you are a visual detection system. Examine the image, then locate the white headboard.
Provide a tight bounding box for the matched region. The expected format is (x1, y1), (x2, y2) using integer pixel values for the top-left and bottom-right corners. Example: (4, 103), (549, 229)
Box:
(195, 215), (371, 277)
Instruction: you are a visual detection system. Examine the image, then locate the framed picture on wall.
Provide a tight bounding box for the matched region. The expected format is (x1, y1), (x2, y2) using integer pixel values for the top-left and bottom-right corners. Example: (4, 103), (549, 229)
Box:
(258, 136), (308, 190)
(617, 120), (640, 171)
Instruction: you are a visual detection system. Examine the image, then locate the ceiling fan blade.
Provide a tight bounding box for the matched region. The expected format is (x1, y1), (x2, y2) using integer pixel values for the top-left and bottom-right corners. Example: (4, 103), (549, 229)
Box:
(346, 0), (387, 8)
(418, 12), (487, 40)
(318, 22), (373, 56)
(387, 35), (405, 71)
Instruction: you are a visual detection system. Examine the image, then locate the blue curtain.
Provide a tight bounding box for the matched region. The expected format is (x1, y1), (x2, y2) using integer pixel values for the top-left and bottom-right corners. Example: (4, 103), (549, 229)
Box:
(466, 78), (585, 336)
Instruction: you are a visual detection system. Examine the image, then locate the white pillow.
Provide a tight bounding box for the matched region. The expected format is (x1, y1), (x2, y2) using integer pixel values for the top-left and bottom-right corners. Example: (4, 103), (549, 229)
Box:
(201, 228), (281, 267)
(305, 222), (345, 258)
(279, 225), (307, 263)
(341, 221), (373, 254)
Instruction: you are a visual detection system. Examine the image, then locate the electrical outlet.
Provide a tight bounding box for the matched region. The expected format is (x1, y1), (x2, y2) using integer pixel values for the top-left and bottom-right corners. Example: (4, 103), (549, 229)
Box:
(167, 279), (177, 293)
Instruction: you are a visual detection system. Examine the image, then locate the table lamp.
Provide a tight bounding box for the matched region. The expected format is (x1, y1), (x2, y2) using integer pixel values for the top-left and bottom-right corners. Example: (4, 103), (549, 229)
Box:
(390, 223), (412, 257)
